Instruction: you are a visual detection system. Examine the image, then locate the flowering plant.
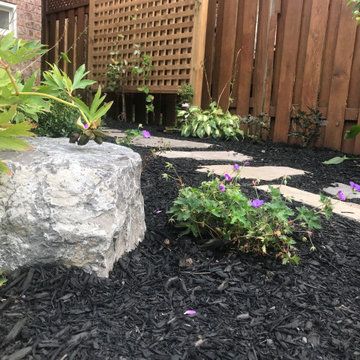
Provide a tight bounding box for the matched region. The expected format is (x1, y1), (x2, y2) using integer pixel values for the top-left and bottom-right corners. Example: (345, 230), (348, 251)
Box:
(115, 124), (150, 147)
(165, 163), (332, 264)
(176, 101), (243, 140)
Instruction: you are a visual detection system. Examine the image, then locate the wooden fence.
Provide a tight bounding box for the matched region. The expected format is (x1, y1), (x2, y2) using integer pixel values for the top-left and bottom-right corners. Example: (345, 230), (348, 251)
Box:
(42, 0), (360, 153)
(205, 0), (360, 154)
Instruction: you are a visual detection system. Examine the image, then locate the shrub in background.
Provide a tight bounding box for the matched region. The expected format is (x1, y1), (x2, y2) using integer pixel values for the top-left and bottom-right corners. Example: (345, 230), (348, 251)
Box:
(34, 93), (80, 137)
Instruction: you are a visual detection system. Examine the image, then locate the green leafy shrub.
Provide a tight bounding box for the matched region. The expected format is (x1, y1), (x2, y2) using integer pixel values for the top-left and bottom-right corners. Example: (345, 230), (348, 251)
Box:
(34, 93), (80, 137)
(177, 101), (243, 140)
(176, 83), (194, 110)
(288, 108), (323, 147)
(165, 164), (332, 264)
(115, 124), (151, 146)
(239, 113), (270, 141)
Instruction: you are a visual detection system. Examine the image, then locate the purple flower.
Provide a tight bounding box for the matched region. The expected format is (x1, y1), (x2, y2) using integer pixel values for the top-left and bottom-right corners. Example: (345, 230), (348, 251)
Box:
(184, 310), (197, 315)
(245, 161), (250, 166)
(215, 260), (219, 263)
(337, 190), (346, 201)
(219, 185), (226, 192)
(224, 174), (232, 182)
(182, 103), (189, 108)
(250, 199), (264, 208)
(155, 210), (162, 214)
(84, 123), (89, 129)
(233, 163), (239, 171)
(350, 181), (360, 192)
(142, 130), (151, 138)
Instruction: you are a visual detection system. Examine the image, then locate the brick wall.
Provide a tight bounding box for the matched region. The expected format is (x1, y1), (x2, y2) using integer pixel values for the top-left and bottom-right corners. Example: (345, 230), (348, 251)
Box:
(5, 0), (42, 79)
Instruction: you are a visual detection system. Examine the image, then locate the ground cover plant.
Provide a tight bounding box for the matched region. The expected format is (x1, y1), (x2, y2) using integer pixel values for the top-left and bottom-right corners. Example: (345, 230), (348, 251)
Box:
(1, 123), (359, 359)
(165, 163), (332, 265)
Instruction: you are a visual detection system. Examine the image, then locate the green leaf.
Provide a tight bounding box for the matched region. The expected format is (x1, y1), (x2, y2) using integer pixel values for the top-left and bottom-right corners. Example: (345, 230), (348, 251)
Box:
(322, 156), (349, 165)
(345, 124), (360, 139)
(0, 161), (11, 175)
(0, 121), (36, 137)
(0, 137), (33, 151)
(60, 52), (71, 63)
(0, 106), (16, 124)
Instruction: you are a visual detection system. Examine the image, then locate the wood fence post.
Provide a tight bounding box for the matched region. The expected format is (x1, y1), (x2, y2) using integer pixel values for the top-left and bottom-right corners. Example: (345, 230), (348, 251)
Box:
(190, 0), (209, 107)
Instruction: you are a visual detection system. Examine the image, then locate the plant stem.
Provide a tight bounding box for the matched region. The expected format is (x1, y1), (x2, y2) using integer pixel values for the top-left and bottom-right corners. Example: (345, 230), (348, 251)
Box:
(17, 91), (89, 124)
(1, 60), (20, 95)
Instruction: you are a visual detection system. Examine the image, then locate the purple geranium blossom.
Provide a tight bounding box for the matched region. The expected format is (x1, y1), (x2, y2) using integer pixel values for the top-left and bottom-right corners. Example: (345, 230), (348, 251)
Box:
(224, 174), (232, 182)
(142, 130), (151, 138)
(350, 181), (360, 192)
(84, 123), (89, 129)
(184, 310), (197, 315)
(233, 163), (239, 171)
(337, 190), (346, 201)
(182, 102), (189, 108)
(219, 185), (226, 192)
(245, 161), (250, 166)
(250, 199), (264, 208)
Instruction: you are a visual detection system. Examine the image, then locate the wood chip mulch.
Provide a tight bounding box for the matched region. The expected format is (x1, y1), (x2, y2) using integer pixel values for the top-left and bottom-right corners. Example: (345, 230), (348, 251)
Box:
(1, 125), (360, 360)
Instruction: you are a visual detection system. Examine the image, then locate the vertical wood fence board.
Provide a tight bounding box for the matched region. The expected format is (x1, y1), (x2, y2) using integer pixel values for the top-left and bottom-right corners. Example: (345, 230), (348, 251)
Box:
(270, 0), (287, 107)
(47, 13), (57, 65)
(231, 0), (245, 109)
(190, 0), (209, 106)
(273, 0), (303, 143)
(347, 26), (360, 108)
(263, 0), (281, 118)
(324, 2), (357, 150)
(252, 0), (271, 116)
(58, 11), (66, 69)
(300, 0), (329, 110)
(201, 0), (217, 107)
(292, 0), (312, 107)
(67, 9), (75, 79)
(211, 0), (225, 103)
(318, 0), (342, 108)
(76, 6), (86, 68)
(235, 0), (257, 116)
(213, 0), (238, 110)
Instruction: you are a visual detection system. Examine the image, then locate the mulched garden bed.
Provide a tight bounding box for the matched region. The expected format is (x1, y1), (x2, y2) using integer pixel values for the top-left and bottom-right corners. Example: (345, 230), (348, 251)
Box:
(1, 125), (360, 360)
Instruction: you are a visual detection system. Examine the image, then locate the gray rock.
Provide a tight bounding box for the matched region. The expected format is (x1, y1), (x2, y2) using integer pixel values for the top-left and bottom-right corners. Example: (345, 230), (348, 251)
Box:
(0, 137), (146, 277)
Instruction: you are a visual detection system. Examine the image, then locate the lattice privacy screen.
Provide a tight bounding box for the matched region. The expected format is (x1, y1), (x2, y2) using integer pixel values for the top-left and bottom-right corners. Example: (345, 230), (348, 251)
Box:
(88, 0), (198, 93)
(45, 0), (89, 14)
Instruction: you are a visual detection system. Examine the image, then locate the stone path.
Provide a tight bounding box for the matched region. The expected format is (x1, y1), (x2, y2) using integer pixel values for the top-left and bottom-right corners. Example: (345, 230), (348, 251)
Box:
(197, 165), (306, 181)
(105, 127), (360, 222)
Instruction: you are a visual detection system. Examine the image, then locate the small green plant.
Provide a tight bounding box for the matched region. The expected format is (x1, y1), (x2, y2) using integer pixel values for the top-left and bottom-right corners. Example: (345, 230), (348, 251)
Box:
(0, 269), (7, 286)
(177, 101), (243, 140)
(176, 83), (194, 110)
(115, 124), (151, 147)
(238, 113), (270, 141)
(34, 93), (80, 137)
(164, 163), (332, 264)
(102, 33), (154, 121)
(347, 0), (360, 24)
(288, 108), (323, 147)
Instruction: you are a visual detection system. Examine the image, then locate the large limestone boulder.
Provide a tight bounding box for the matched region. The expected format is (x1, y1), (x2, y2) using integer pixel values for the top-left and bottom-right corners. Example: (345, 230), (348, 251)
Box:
(0, 137), (146, 277)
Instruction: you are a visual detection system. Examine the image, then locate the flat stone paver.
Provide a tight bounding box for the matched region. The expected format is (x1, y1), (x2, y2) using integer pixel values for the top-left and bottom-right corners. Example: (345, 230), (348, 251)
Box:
(103, 128), (214, 149)
(197, 165), (306, 181)
(258, 185), (360, 222)
(323, 182), (360, 200)
(159, 151), (252, 162)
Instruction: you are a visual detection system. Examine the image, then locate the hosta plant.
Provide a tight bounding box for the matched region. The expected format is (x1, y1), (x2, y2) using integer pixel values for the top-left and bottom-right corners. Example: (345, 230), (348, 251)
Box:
(164, 163), (332, 264)
(177, 101), (243, 140)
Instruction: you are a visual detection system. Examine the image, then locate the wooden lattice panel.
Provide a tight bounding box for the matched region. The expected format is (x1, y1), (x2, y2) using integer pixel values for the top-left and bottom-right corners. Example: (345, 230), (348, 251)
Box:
(88, 0), (198, 93)
(46, 0), (89, 14)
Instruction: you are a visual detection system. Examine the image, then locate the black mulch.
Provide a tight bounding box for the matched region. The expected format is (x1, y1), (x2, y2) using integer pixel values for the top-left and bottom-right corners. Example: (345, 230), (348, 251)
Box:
(1, 124), (360, 360)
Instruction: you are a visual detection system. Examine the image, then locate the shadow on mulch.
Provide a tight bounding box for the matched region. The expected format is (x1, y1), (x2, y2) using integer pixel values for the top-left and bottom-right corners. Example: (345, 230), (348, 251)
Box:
(1, 126), (360, 360)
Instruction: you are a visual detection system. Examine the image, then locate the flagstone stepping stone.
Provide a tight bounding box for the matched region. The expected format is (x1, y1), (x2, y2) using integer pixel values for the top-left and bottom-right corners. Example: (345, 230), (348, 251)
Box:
(159, 151), (252, 162)
(257, 185), (360, 222)
(323, 182), (360, 200)
(197, 165), (306, 181)
(103, 128), (214, 149)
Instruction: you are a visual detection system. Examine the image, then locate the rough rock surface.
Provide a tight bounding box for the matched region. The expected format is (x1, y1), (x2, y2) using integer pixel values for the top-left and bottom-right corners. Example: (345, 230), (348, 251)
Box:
(0, 137), (145, 277)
